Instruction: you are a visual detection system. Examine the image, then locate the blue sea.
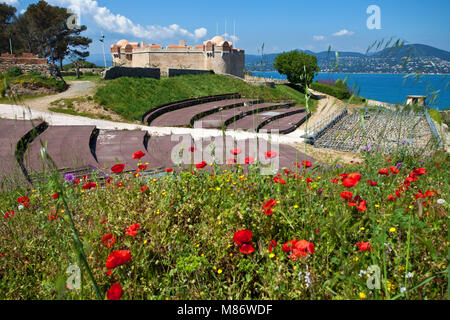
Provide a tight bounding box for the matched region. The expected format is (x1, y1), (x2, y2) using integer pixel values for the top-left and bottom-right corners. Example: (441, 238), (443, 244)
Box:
(250, 71), (449, 110)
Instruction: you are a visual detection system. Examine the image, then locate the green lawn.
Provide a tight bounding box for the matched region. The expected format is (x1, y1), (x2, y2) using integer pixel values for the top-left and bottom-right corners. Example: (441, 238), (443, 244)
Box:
(94, 74), (315, 121)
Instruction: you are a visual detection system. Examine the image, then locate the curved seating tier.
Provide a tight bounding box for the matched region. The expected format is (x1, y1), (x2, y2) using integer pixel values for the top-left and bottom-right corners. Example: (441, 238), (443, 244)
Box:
(94, 130), (150, 171)
(0, 120), (46, 188)
(143, 93), (241, 125)
(148, 98), (257, 127)
(194, 102), (289, 129)
(258, 110), (309, 134)
(23, 125), (98, 174)
(227, 106), (305, 132)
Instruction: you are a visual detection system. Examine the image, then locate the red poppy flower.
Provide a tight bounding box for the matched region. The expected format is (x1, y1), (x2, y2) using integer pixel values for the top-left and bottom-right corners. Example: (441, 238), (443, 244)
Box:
(239, 243), (255, 254)
(132, 151), (146, 159)
(356, 241), (373, 252)
(282, 239), (298, 253)
(233, 229), (252, 245)
(388, 195), (396, 201)
(378, 168), (390, 176)
(268, 239), (277, 253)
(138, 164), (147, 170)
(3, 211), (15, 219)
(306, 178), (313, 183)
(227, 158), (237, 164)
(233, 230), (255, 254)
(82, 182), (97, 190)
(273, 177), (286, 184)
(341, 173), (362, 188)
(195, 161), (207, 169)
(265, 151), (278, 159)
(17, 196), (30, 208)
(340, 191), (353, 201)
(140, 186), (147, 192)
(106, 250), (131, 269)
(290, 240), (314, 261)
(51, 193), (58, 199)
(106, 177), (113, 184)
(107, 282), (123, 300)
(412, 168), (427, 176)
(116, 182), (124, 188)
(263, 199), (277, 209)
(302, 160), (312, 168)
(102, 234), (117, 248)
(389, 166), (399, 174)
(244, 157), (255, 164)
(366, 180), (378, 186)
(125, 223), (140, 236)
(331, 178), (339, 184)
(111, 164), (125, 174)
(189, 146), (196, 152)
(230, 148), (242, 156)
(166, 168), (173, 173)
(425, 190), (437, 198)
(357, 200), (367, 212)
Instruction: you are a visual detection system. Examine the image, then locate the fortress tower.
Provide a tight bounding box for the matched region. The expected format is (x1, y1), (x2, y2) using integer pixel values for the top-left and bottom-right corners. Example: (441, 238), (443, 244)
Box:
(110, 36), (245, 78)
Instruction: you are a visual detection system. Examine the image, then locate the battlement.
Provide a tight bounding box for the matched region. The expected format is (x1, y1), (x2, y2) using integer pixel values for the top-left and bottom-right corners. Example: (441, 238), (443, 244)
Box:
(110, 37), (245, 78)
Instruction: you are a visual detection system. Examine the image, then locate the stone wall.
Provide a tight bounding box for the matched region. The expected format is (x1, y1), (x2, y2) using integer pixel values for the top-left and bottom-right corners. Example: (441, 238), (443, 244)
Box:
(0, 53), (50, 76)
(103, 66), (160, 80)
(168, 68), (213, 77)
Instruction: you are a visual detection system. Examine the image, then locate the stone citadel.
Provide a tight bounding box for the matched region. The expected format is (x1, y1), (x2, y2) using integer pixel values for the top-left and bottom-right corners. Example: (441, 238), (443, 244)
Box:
(110, 36), (245, 78)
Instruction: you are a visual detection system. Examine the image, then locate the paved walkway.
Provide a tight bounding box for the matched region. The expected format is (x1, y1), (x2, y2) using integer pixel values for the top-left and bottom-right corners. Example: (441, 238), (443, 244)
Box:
(0, 104), (307, 145)
(20, 81), (97, 112)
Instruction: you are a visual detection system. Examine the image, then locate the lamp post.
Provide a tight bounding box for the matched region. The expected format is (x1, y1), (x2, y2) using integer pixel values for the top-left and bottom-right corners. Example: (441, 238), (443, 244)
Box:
(100, 32), (106, 68)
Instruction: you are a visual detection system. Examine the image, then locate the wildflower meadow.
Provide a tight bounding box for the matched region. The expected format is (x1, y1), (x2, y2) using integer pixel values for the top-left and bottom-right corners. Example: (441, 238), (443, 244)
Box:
(0, 145), (448, 300)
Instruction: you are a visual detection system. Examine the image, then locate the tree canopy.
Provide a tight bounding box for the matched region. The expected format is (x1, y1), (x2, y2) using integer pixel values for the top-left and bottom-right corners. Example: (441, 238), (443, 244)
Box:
(0, 0), (91, 77)
(274, 51), (319, 88)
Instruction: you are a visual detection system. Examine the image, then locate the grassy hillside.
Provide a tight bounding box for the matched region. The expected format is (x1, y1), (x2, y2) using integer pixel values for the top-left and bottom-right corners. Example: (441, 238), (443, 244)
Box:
(94, 74), (315, 121)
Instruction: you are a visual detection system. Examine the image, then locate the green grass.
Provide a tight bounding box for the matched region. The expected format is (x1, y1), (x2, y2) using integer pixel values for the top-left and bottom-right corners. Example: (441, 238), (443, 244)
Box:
(0, 73), (67, 96)
(48, 106), (113, 121)
(310, 82), (366, 104)
(94, 74), (315, 121)
(0, 146), (447, 300)
(63, 74), (103, 83)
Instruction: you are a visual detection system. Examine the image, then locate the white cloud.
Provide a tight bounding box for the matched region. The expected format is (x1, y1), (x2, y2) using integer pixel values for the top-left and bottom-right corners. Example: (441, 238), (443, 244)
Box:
(313, 35), (325, 41)
(2, 0), (19, 6)
(47, 0), (208, 41)
(222, 33), (239, 43)
(333, 29), (355, 36)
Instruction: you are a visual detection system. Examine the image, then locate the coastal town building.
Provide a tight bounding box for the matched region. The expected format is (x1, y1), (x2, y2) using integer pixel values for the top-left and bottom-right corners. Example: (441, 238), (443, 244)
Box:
(110, 36), (245, 78)
(406, 95), (427, 106)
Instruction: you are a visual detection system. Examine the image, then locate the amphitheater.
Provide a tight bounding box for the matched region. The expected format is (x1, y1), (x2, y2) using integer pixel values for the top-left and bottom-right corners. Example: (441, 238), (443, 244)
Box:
(0, 93), (314, 190)
(0, 89), (442, 190)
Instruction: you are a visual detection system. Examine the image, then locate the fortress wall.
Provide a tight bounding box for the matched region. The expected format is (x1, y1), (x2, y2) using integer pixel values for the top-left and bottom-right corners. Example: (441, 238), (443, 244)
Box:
(147, 52), (206, 74)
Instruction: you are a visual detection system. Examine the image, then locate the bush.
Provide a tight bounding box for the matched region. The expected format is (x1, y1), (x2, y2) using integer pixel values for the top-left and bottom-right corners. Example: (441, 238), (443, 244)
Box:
(6, 66), (23, 77)
(310, 81), (351, 100)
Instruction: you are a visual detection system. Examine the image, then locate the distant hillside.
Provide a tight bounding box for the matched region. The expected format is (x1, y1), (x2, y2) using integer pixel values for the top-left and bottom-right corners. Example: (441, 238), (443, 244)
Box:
(246, 44), (450, 74)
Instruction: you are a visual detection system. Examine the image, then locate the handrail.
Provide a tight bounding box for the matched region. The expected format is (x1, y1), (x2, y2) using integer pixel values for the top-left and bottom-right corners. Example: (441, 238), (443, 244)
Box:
(425, 107), (443, 148)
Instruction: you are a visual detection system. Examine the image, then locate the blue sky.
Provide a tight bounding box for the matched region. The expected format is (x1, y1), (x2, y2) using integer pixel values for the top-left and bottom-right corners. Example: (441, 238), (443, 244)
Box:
(6, 0), (450, 54)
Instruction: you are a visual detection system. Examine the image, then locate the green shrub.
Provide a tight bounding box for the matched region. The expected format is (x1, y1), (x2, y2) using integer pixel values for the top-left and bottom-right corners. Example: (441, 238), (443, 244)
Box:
(6, 66), (23, 77)
(310, 82), (351, 100)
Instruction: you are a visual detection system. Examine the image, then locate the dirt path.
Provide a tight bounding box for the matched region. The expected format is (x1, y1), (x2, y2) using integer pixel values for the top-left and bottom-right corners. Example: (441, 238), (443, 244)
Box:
(299, 89), (347, 130)
(23, 81), (97, 112)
